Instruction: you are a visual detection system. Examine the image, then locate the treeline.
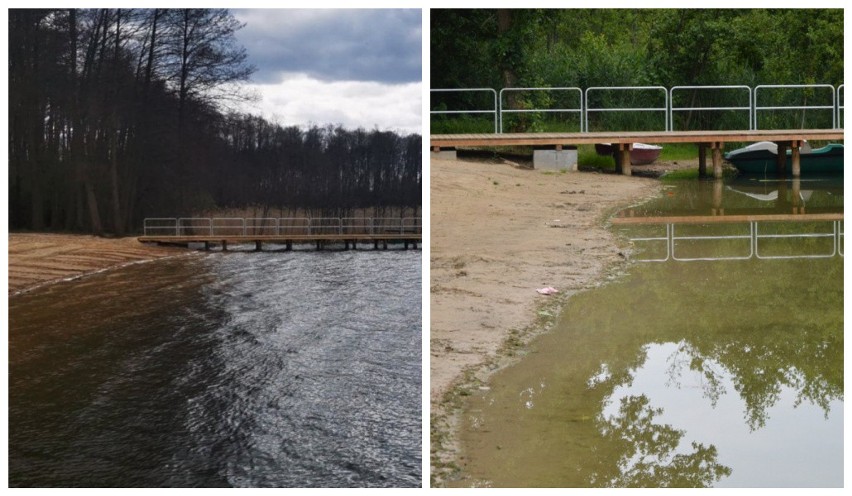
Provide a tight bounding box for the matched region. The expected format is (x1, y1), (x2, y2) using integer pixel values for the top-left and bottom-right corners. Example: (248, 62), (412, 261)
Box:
(431, 9), (843, 132)
(8, 9), (421, 236)
(215, 117), (421, 217)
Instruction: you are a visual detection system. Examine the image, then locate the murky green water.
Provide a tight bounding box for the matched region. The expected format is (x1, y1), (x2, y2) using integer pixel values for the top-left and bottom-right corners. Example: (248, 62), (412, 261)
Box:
(454, 177), (843, 488)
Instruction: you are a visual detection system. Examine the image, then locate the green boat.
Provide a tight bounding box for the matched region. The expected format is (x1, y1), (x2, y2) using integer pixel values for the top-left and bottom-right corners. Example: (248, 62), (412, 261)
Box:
(724, 141), (844, 176)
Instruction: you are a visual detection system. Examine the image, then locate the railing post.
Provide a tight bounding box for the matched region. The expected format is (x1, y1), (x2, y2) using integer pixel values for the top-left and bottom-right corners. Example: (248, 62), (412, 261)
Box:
(838, 84), (844, 129)
(430, 88), (499, 133)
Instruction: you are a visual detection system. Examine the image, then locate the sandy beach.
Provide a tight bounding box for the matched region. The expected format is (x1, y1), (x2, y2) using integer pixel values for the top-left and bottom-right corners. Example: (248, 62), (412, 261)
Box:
(430, 155), (661, 482)
(8, 233), (185, 296)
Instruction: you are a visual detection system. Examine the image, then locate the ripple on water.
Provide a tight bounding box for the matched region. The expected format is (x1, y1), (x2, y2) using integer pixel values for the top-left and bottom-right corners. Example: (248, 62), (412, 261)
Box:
(9, 250), (421, 488)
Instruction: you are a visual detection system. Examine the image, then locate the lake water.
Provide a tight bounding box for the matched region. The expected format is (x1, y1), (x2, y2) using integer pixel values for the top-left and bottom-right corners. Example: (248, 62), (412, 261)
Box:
(8, 250), (421, 488)
(453, 177), (843, 487)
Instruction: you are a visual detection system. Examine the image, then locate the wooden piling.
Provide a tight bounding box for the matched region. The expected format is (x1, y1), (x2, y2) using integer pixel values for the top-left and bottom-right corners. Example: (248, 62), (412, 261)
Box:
(222, 240), (228, 251)
(791, 140), (801, 177)
(776, 141), (789, 177)
(698, 143), (707, 177)
(255, 241), (262, 252)
(618, 143), (632, 176)
(711, 142), (723, 179)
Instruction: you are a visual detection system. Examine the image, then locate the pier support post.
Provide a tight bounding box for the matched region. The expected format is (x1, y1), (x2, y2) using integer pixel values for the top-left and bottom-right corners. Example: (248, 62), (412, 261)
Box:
(316, 240), (322, 251)
(618, 143), (632, 176)
(255, 241), (262, 252)
(791, 140), (801, 177)
(776, 141), (789, 177)
(204, 241), (210, 251)
(286, 241), (292, 251)
(711, 142), (723, 179)
(222, 240), (228, 251)
(698, 143), (707, 177)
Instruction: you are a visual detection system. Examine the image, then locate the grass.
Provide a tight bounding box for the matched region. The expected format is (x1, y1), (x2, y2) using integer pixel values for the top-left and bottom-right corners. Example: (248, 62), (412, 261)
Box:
(658, 142), (700, 161)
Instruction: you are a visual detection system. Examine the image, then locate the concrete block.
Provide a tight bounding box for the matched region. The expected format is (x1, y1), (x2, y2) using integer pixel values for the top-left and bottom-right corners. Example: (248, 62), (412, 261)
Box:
(533, 149), (578, 171)
(431, 149), (457, 160)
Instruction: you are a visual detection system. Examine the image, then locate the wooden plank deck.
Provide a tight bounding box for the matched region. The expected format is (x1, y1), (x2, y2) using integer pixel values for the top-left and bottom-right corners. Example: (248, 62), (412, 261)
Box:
(431, 129), (844, 148)
(611, 212), (843, 225)
(138, 233), (421, 250)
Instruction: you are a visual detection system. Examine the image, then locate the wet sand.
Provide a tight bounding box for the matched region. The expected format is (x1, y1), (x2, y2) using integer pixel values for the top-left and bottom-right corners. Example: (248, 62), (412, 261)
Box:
(8, 233), (185, 296)
(430, 156), (661, 483)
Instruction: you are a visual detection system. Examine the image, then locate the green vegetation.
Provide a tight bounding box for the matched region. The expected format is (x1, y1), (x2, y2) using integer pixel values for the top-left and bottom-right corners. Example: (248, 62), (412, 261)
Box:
(432, 9), (843, 133)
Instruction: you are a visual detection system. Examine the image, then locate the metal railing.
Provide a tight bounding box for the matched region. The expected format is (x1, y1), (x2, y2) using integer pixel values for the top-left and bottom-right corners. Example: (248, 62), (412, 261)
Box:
(585, 86), (669, 132)
(754, 84), (836, 130)
(431, 84), (845, 133)
(669, 85), (753, 131)
(143, 217), (422, 237)
(837, 84), (844, 129)
(430, 88), (499, 134)
(625, 220), (843, 262)
(498, 87), (583, 133)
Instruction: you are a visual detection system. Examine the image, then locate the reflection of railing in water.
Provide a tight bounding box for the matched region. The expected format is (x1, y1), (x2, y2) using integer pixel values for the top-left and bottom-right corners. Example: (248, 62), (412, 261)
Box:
(622, 220), (843, 262)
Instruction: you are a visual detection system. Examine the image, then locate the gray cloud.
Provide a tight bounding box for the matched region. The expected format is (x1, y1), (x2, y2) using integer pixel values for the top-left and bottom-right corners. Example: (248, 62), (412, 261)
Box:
(233, 9), (421, 85)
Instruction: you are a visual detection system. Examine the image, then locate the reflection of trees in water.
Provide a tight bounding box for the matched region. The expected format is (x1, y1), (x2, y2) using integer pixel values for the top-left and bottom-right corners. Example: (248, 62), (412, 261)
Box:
(578, 309), (841, 487)
(666, 325), (842, 431)
(585, 395), (731, 487)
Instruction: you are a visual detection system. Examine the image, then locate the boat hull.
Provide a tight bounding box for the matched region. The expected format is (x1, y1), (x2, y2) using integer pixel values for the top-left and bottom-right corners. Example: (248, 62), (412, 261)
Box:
(595, 143), (662, 165)
(725, 144), (844, 176)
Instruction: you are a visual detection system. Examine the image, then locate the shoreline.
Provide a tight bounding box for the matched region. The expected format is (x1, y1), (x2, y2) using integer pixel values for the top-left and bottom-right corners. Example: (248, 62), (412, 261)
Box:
(7, 233), (190, 297)
(429, 156), (662, 485)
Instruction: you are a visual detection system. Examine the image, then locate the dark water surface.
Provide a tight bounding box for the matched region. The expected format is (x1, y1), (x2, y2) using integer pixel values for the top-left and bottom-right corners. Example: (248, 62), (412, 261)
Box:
(9, 250), (421, 487)
(455, 177), (843, 487)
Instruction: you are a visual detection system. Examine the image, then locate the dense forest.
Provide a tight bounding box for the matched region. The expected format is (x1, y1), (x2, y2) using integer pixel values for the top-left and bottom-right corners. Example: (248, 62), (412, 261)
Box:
(8, 9), (422, 235)
(431, 9), (844, 132)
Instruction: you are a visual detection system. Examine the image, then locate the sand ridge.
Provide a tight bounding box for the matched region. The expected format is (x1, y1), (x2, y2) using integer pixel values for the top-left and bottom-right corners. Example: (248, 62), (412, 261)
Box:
(8, 233), (186, 296)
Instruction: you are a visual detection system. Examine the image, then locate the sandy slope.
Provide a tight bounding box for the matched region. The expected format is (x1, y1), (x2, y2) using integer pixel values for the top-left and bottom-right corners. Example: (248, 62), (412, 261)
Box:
(429, 156), (659, 480)
(8, 233), (184, 296)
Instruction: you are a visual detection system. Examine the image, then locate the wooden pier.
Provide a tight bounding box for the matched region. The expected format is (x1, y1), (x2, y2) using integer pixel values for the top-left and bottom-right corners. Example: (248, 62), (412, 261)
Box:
(138, 217), (422, 251)
(431, 129), (845, 178)
(137, 234), (421, 251)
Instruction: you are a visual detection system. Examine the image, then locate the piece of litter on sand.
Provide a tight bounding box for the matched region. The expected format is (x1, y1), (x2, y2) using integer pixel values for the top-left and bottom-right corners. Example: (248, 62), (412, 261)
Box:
(537, 287), (558, 295)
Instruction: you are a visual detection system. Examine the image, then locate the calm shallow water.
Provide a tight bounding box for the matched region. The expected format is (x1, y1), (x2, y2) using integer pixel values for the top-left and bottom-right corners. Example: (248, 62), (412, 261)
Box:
(455, 177), (843, 488)
(9, 250), (421, 487)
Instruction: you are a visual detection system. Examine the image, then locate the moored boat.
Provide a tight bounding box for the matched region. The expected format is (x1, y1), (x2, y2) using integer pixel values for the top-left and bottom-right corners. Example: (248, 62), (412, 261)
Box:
(595, 142), (663, 165)
(724, 141), (844, 176)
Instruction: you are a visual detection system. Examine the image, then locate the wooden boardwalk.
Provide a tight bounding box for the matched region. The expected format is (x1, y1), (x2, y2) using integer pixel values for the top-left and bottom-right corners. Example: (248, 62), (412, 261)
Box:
(430, 129), (844, 147)
(431, 128), (845, 178)
(611, 212), (843, 225)
(138, 217), (421, 251)
(138, 234), (421, 251)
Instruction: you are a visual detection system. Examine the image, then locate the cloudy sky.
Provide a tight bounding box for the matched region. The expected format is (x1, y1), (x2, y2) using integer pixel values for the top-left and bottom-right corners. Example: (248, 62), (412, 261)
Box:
(231, 9), (422, 135)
